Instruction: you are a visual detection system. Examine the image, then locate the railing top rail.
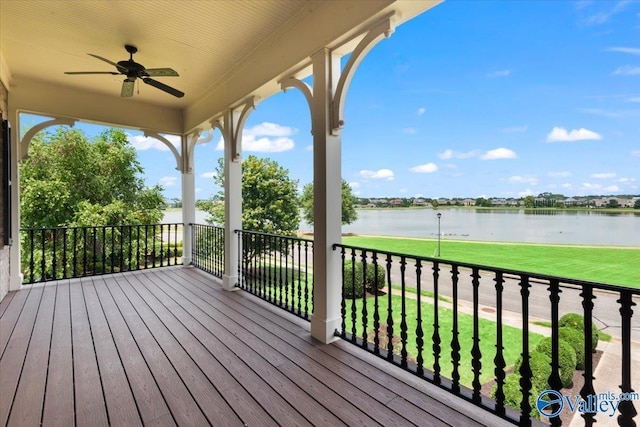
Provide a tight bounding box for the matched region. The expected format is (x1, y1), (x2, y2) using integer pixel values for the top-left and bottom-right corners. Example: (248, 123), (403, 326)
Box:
(333, 242), (640, 295)
(235, 228), (313, 243)
(21, 223), (183, 232)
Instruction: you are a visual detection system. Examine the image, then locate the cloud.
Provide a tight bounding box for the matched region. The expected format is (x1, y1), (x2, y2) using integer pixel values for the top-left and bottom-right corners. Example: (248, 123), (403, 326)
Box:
(546, 127), (602, 142)
(500, 125), (528, 133)
(487, 70), (511, 77)
(480, 148), (517, 160)
(607, 47), (640, 55)
(214, 122), (296, 152)
(509, 175), (538, 185)
(401, 127), (417, 135)
(129, 133), (180, 151)
(438, 149), (480, 160)
(605, 185), (620, 192)
(613, 65), (640, 75)
(561, 183), (573, 189)
(548, 171), (572, 178)
(360, 169), (394, 180)
(409, 163), (439, 173)
(200, 171), (217, 179)
(626, 97), (640, 103)
(580, 108), (640, 119)
(590, 172), (616, 179)
(579, 1), (631, 25)
(159, 176), (178, 187)
(518, 189), (534, 197)
(348, 182), (360, 189)
(631, 150), (640, 157)
(417, 107), (426, 116)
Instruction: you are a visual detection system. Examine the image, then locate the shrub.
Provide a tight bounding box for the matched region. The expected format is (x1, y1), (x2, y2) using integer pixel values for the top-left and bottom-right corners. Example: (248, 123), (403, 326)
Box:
(514, 352), (551, 392)
(342, 261), (386, 298)
(559, 313), (599, 353)
(559, 327), (585, 370)
(491, 373), (541, 420)
(534, 337), (576, 388)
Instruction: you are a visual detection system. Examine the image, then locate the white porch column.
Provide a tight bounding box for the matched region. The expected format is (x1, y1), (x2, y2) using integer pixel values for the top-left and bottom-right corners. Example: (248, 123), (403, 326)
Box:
(309, 48), (343, 344)
(215, 100), (254, 291)
(181, 133), (196, 266)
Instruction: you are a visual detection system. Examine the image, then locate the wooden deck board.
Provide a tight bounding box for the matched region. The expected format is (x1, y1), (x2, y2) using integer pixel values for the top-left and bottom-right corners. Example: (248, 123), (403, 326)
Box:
(42, 281), (75, 427)
(1, 266), (515, 427)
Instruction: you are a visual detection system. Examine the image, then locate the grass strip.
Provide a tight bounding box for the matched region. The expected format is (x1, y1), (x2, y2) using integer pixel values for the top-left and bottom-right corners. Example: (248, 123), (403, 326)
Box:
(343, 235), (640, 288)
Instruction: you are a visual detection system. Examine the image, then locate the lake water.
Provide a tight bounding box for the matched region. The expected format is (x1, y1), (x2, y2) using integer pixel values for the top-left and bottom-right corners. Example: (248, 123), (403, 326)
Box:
(163, 208), (640, 247)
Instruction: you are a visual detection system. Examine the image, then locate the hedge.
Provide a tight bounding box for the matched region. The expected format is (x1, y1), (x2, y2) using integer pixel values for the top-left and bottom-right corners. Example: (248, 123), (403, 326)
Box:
(342, 260), (386, 298)
(534, 337), (576, 388)
(559, 326), (586, 370)
(559, 313), (598, 353)
(491, 373), (541, 420)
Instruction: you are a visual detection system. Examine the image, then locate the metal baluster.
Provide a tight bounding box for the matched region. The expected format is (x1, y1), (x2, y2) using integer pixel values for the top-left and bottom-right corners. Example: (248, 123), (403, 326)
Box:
(494, 272), (507, 416)
(144, 225), (148, 269)
(72, 228), (77, 278)
(102, 226), (106, 274)
(62, 228), (68, 279)
(415, 259), (424, 375)
(279, 236), (284, 306)
(385, 253), (394, 362)
(519, 274), (533, 425)
(471, 267), (482, 402)
(159, 224), (164, 267)
(152, 224), (157, 268)
(304, 240), (310, 319)
(360, 249), (368, 348)
(92, 227), (98, 275)
(432, 260), (441, 383)
(548, 279), (563, 426)
(372, 251), (381, 355)
(340, 246), (346, 338)
(400, 256), (408, 368)
(41, 228), (46, 281)
(297, 241), (302, 316)
(110, 226), (115, 273)
(350, 247), (357, 343)
(451, 265), (461, 393)
(29, 229), (35, 284)
(83, 228), (88, 276)
(580, 284), (596, 426)
(617, 291), (637, 427)
(120, 225), (124, 271)
(52, 228), (57, 279)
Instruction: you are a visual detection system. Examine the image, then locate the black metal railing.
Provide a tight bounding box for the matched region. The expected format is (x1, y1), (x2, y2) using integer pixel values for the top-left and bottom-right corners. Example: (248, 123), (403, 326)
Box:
(191, 223), (225, 277)
(20, 223), (183, 284)
(236, 229), (313, 320)
(333, 243), (639, 426)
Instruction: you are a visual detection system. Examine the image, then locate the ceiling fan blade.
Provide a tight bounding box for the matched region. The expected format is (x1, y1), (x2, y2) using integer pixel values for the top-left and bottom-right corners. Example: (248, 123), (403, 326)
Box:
(145, 68), (179, 77)
(88, 53), (127, 73)
(121, 79), (135, 97)
(64, 71), (120, 75)
(143, 78), (184, 98)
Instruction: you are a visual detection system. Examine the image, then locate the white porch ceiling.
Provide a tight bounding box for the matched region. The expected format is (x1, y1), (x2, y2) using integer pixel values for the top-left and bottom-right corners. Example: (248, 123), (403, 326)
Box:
(1, 0), (440, 134)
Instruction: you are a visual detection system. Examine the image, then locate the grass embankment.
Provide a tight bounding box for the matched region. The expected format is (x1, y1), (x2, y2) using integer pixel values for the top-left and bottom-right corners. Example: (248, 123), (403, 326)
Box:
(342, 235), (640, 288)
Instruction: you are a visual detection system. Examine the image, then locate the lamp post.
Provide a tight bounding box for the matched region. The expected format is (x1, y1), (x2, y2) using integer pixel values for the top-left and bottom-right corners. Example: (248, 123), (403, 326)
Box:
(437, 212), (442, 257)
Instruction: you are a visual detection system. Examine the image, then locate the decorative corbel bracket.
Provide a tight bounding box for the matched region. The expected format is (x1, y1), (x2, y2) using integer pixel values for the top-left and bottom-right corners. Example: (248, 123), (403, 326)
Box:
(212, 97), (256, 163)
(20, 117), (76, 160)
(143, 130), (183, 172)
(281, 77), (314, 135)
(331, 15), (395, 135)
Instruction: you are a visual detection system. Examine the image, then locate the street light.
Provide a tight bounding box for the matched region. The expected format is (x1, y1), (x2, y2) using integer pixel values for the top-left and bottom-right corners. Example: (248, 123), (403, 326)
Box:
(437, 212), (442, 257)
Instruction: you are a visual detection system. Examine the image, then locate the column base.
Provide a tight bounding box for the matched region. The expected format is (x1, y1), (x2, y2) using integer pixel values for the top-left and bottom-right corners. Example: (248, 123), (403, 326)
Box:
(222, 274), (240, 291)
(310, 314), (342, 344)
(181, 256), (192, 266)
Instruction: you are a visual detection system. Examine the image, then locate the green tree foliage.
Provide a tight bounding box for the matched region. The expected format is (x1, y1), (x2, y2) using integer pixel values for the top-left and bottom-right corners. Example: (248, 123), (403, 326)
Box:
(21, 127), (164, 228)
(523, 195), (535, 208)
(635, 199), (640, 209)
(299, 179), (358, 226)
(19, 127), (166, 280)
(203, 155), (300, 235)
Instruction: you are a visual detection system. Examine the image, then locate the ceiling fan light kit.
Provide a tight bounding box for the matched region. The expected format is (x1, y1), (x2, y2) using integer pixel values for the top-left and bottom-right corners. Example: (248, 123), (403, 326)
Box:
(65, 44), (184, 98)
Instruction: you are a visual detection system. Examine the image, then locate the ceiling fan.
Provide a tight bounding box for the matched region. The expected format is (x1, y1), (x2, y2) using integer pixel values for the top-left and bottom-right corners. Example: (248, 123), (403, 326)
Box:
(65, 44), (184, 98)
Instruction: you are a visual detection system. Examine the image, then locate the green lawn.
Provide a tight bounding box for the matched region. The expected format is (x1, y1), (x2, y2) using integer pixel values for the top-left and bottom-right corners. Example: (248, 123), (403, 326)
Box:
(342, 235), (640, 288)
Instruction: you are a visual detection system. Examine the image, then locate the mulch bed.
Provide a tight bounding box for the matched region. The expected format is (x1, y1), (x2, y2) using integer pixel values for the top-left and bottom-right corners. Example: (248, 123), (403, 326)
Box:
(481, 350), (603, 425)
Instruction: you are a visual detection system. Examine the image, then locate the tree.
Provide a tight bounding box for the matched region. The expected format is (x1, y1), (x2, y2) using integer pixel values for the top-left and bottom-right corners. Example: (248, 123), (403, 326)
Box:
(203, 155), (300, 235)
(20, 127), (166, 280)
(299, 179), (358, 226)
(523, 196), (535, 208)
(20, 127), (165, 228)
(607, 199), (620, 208)
(634, 199), (640, 209)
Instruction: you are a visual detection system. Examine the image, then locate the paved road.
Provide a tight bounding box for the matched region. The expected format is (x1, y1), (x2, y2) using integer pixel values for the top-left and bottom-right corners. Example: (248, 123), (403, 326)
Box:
(379, 255), (640, 341)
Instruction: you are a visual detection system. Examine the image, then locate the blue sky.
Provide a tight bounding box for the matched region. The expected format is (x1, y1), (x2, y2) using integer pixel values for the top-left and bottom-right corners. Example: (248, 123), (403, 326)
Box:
(27, 0), (640, 201)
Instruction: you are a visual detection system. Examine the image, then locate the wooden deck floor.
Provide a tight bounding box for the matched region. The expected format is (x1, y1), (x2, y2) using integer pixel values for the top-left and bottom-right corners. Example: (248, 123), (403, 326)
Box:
(1, 266), (513, 427)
